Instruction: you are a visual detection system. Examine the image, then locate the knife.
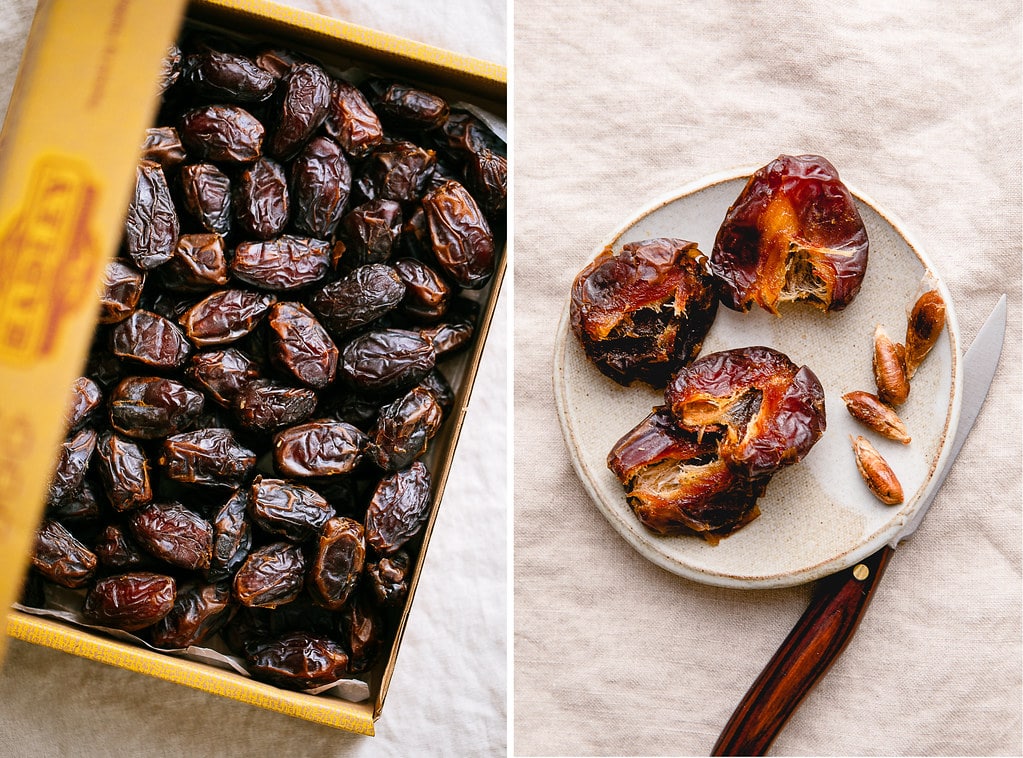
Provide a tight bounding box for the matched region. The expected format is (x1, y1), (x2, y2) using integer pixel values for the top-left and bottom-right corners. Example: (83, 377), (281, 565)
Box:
(711, 294), (1008, 757)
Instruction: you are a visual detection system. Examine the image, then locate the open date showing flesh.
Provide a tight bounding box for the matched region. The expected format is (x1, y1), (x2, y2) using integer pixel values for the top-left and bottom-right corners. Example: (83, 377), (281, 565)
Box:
(711, 154), (868, 314)
(570, 238), (718, 388)
(32, 27), (504, 696)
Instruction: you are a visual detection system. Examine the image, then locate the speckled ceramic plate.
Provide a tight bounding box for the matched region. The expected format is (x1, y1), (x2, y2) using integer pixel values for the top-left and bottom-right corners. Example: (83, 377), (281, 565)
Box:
(554, 167), (962, 589)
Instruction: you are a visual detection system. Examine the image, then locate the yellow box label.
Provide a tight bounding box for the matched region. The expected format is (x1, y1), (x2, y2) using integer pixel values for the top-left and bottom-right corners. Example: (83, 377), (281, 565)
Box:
(0, 156), (100, 363)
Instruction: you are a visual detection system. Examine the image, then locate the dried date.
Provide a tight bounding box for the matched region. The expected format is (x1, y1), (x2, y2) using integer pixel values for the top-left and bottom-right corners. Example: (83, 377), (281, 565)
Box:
(324, 78), (383, 158)
(179, 163), (232, 235)
(423, 179), (495, 289)
(95, 432), (152, 512)
(234, 379), (318, 433)
(231, 235), (331, 292)
(267, 302), (338, 389)
(234, 157), (290, 240)
(48, 427), (97, 505)
(97, 260), (145, 325)
(464, 148), (507, 222)
(367, 78), (450, 130)
(247, 631), (348, 689)
(110, 376), (204, 439)
(141, 126), (186, 168)
(233, 541), (306, 609)
(365, 551), (410, 607)
(160, 428), (256, 487)
(180, 289), (276, 347)
(125, 160), (179, 270)
(180, 104), (264, 163)
(273, 421), (366, 478)
(290, 136), (351, 238)
(187, 348), (260, 407)
(249, 476), (334, 541)
(364, 461), (432, 554)
(394, 258), (450, 322)
(112, 310), (193, 369)
(310, 263), (405, 338)
(129, 501), (213, 570)
(83, 572), (176, 631)
(341, 199), (403, 266)
(356, 140), (436, 203)
(208, 488), (254, 582)
(369, 387), (443, 471)
(268, 62), (331, 159)
(340, 329), (436, 395)
(151, 581), (235, 648)
(341, 595), (382, 674)
(158, 233), (229, 292)
(93, 524), (150, 569)
(184, 49), (277, 102)
(32, 519), (97, 589)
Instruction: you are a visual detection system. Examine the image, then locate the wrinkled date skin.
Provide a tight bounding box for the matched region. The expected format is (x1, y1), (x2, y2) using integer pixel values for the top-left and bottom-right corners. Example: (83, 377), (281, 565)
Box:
(187, 348), (260, 407)
(364, 461), (432, 554)
(356, 141), (437, 203)
(184, 49), (277, 102)
(310, 263), (405, 338)
(46, 481), (100, 523)
(125, 160), (179, 270)
(423, 179), (495, 289)
(366, 551), (410, 607)
(95, 432), (152, 512)
(324, 79), (383, 158)
(180, 289), (276, 347)
(65, 376), (103, 431)
(267, 302), (338, 389)
(234, 157), (290, 240)
(273, 421), (366, 478)
(711, 154), (869, 314)
(367, 79), (450, 130)
(269, 62), (331, 159)
(394, 258), (451, 322)
(571, 238), (719, 388)
(369, 386), (443, 471)
(159, 233), (229, 293)
(129, 501), (214, 571)
(110, 376), (204, 439)
(180, 104), (264, 163)
(249, 477), (334, 541)
(32, 519), (97, 588)
(308, 517), (366, 610)
(94, 524), (150, 569)
(342, 199), (403, 266)
(247, 632), (349, 689)
(98, 261), (145, 324)
(179, 163), (232, 235)
(234, 379), (318, 433)
(418, 299), (478, 358)
(233, 541), (306, 608)
(608, 407), (769, 542)
(342, 595), (382, 675)
(151, 581), (235, 648)
(141, 126), (186, 167)
(340, 329), (436, 395)
(464, 148), (507, 223)
(48, 427), (97, 505)
(112, 310), (193, 368)
(665, 346), (827, 479)
(83, 572), (176, 631)
(231, 235), (331, 292)
(290, 136), (351, 238)
(208, 488), (254, 582)
(160, 428), (256, 486)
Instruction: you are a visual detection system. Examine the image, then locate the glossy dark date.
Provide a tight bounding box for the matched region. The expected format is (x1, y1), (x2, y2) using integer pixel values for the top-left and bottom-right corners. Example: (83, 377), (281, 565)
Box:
(247, 631), (348, 689)
(290, 136), (351, 238)
(187, 348), (260, 407)
(267, 302), (338, 390)
(180, 104), (264, 163)
(268, 62), (331, 159)
(234, 157), (290, 240)
(112, 310), (193, 369)
(308, 517), (365, 610)
(48, 427), (97, 505)
(231, 235), (331, 292)
(273, 421), (366, 478)
(310, 263), (405, 338)
(364, 461), (432, 554)
(83, 572), (176, 631)
(109, 376), (204, 439)
(184, 49), (277, 102)
(394, 258), (451, 322)
(160, 427), (256, 486)
(159, 233), (229, 293)
(369, 386), (443, 472)
(324, 78), (383, 158)
(180, 289), (276, 347)
(179, 163), (232, 236)
(97, 260), (145, 325)
(129, 501), (213, 571)
(341, 199), (403, 266)
(340, 329), (436, 395)
(365, 551), (410, 607)
(234, 379), (318, 433)
(208, 488), (254, 582)
(151, 581), (235, 649)
(140, 126), (186, 168)
(32, 519), (97, 588)
(125, 160), (179, 270)
(423, 179), (495, 289)
(233, 541), (306, 609)
(95, 432), (152, 512)
(249, 476), (334, 541)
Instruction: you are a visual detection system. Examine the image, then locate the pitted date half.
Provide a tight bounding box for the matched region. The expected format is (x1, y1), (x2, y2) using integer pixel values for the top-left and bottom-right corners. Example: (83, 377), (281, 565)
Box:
(324, 78), (383, 158)
(234, 379), (318, 433)
(273, 420), (366, 478)
(249, 476), (334, 541)
(179, 163), (232, 236)
(125, 160), (179, 270)
(231, 235), (331, 292)
(310, 263), (405, 338)
(290, 136), (351, 238)
(96, 432), (152, 512)
(180, 289), (276, 347)
(711, 154), (869, 314)
(98, 260), (145, 325)
(112, 310), (193, 369)
(83, 572), (176, 631)
(369, 386), (443, 472)
(340, 329), (436, 395)
(233, 541), (306, 609)
(364, 461), (432, 554)
(665, 345), (827, 479)
(246, 631), (348, 689)
(234, 157), (290, 240)
(208, 488), (254, 582)
(267, 302), (338, 389)
(129, 501), (213, 571)
(180, 104), (264, 163)
(308, 517), (365, 610)
(32, 519), (97, 588)
(160, 427), (256, 486)
(423, 179), (495, 290)
(151, 581), (235, 649)
(571, 237), (718, 388)
(110, 376), (204, 439)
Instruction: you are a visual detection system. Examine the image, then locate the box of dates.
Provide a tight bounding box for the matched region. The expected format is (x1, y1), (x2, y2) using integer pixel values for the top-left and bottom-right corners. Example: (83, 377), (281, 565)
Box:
(0, 0), (506, 735)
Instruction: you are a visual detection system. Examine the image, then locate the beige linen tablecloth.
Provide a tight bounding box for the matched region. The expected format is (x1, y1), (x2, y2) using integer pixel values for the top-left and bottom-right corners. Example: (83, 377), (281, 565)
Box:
(0, 1), (506, 755)
(513, 1), (1021, 755)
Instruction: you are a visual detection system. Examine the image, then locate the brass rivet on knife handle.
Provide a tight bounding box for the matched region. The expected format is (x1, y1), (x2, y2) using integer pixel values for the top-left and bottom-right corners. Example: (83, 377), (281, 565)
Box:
(852, 564), (869, 581)
(0, 0), (187, 663)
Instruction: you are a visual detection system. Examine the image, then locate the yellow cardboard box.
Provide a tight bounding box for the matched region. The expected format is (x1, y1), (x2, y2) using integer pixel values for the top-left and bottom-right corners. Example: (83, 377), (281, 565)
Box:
(0, 0), (506, 734)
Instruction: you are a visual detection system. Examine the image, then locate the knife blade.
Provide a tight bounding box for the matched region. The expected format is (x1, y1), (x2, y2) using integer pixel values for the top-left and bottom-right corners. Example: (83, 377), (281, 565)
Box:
(711, 294), (1008, 757)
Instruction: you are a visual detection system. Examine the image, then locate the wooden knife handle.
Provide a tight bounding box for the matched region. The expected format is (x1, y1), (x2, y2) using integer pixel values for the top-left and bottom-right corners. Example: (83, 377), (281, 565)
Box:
(711, 544), (895, 756)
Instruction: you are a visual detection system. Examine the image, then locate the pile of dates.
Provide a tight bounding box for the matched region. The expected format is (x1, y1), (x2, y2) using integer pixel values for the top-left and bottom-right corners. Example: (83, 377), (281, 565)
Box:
(574, 155), (863, 541)
(23, 30), (505, 692)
